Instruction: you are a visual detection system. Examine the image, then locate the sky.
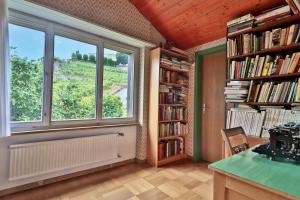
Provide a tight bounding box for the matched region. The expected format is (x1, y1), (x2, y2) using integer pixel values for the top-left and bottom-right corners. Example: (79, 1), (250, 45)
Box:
(9, 24), (117, 60)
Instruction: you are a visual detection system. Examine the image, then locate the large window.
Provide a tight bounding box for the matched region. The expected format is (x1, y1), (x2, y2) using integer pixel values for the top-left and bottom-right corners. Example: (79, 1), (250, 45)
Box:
(9, 24), (45, 123)
(102, 48), (133, 118)
(52, 36), (97, 121)
(9, 13), (138, 131)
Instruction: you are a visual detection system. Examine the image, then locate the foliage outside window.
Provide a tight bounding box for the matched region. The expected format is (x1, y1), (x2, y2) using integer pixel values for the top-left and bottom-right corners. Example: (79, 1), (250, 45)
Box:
(8, 22), (137, 130)
(9, 24), (45, 122)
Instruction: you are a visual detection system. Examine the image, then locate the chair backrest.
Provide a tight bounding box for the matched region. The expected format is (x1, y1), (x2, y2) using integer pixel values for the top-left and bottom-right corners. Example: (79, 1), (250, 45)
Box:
(221, 127), (249, 156)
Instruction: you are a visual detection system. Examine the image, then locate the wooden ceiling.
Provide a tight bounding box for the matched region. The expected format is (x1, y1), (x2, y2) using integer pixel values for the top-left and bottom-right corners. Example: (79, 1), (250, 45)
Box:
(130, 0), (285, 49)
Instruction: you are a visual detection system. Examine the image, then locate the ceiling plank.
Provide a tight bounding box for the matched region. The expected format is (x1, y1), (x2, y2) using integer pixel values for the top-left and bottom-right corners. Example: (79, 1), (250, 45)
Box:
(130, 0), (286, 49)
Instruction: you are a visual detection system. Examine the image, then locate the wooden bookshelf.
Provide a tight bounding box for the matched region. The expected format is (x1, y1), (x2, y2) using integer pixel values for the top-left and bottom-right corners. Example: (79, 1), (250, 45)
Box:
(229, 43), (300, 60)
(160, 81), (189, 88)
(228, 72), (300, 81)
(225, 10), (300, 141)
(148, 47), (191, 167)
(160, 63), (190, 73)
(226, 102), (292, 107)
(228, 14), (300, 38)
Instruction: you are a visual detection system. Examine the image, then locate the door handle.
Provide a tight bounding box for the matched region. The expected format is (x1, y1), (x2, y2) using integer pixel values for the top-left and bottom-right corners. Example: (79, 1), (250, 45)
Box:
(202, 103), (207, 113)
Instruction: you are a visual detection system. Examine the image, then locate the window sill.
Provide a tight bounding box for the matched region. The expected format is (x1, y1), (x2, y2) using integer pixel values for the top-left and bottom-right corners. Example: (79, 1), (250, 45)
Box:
(11, 123), (140, 136)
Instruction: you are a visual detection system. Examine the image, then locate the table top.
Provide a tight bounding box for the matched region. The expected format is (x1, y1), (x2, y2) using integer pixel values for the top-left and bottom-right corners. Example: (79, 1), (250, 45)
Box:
(209, 149), (300, 199)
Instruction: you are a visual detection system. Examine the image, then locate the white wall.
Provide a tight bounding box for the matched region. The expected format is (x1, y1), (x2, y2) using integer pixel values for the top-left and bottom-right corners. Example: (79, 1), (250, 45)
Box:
(0, 126), (136, 190)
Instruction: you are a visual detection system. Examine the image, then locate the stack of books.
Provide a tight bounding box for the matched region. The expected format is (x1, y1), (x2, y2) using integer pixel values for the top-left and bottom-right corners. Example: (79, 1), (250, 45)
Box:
(159, 106), (187, 121)
(255, 5), (291, 26)
(171, 58), (181, 68)
(227, 23), (300, 57)
(159, 85), (188, 104)
(158, 138), (184, 160)
(225, 81), (250, 102)
(227, 14), (255, 36)
(180, 61), (192, 70)
(247, 79), (299, 103)
(161, 57), (173, 66)
(159, 122), (187, 138)
(285, 0), (300, 15)
(229, 53), (300, 79)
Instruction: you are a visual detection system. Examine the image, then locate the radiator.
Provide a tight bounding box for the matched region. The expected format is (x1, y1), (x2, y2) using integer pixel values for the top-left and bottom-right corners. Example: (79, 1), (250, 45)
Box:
(9, 133), (121, 181)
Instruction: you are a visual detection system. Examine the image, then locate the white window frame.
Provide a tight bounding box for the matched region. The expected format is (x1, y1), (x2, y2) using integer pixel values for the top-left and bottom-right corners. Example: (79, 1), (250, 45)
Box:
(9, 10), (139, 132)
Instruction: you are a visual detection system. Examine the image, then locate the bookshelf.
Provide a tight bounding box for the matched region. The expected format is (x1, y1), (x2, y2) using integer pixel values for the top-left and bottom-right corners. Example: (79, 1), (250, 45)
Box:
(225, 6), (300, 138)
(148, 47), (191, 167)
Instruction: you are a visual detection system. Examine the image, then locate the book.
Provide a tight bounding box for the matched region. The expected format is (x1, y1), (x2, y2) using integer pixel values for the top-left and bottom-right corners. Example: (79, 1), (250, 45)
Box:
(272, 28), (281, 47)
(295, 78), (300, 102)
(288, 52), (300, 73)
(227, 14), (254, 26)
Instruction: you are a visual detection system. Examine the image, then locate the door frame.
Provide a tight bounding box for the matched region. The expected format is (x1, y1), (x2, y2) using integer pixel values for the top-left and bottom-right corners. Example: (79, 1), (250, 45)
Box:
(193, 44), (226, 161)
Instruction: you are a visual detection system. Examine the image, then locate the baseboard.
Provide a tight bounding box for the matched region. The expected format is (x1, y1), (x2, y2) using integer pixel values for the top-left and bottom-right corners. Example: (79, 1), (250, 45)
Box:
(135, 158), (147, 164)
(0, 159), (135, 197)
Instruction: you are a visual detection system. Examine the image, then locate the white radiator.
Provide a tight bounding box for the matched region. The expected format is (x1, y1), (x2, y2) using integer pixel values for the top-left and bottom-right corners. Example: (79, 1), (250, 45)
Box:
(9, 133), (121, 181)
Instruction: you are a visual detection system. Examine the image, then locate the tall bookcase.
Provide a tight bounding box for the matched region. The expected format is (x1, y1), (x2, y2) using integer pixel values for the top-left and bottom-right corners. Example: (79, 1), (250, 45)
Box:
(148, 48), (191, 167)
(225, 13), (300, 138)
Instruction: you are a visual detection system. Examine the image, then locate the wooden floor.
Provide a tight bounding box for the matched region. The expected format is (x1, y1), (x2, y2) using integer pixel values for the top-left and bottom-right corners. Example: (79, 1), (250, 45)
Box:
(1, 160), (213, 200)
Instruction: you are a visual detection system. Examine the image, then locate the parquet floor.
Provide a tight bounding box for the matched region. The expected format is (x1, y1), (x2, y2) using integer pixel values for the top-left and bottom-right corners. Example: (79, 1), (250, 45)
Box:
(2, 160), (213, 200)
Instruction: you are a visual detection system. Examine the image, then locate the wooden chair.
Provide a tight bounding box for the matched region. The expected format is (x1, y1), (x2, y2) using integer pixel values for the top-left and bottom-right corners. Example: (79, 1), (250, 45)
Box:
(221, 127), (250, 157)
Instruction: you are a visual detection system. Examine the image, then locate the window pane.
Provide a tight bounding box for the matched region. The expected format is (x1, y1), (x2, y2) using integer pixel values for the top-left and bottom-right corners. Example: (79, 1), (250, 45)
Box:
(102, 48), (133, 118)
(9, 24), (45, 122)
(52, 36), (97, 121)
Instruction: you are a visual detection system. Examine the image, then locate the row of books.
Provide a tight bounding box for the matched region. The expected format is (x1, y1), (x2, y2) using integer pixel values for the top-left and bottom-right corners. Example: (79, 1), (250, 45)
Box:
(228, 23), (300, 57)
(227, 5), (291, 35)
(229, 53), (300, 79)
(159, 106), (187, 121)
(159, 68), (189, 85)
(227, 106), (300, 137)
(159, 93), (187, 104)
(248, 80), (299, 103)
(226, 107), (265, 137)
(261, 107), (300, 136)
(158, 138), (184, 161)
(159, 122), (187, 138)
(225, 81), (250, 102)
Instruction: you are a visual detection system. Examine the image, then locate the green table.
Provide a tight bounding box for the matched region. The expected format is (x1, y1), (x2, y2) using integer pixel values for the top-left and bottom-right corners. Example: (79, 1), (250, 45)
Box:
(210, 149), (300, 199)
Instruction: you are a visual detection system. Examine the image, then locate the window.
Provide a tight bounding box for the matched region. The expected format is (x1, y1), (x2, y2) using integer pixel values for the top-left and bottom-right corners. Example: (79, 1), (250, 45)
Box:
(102, 48), (134, 118)
(9, 24), (45, 123)
(9, 12), (139, 131)
(52, 36), (97, 121)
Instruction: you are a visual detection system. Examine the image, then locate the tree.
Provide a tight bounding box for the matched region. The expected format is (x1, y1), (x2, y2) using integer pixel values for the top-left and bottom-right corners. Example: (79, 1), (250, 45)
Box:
(116, 52), (128, 65)
(102, 95), (124, 118)
(71, 52), (77, 60)
(89, 54), (96, 63)
(75, 50), (82, 60)
(10, 54), (43, 121)
(83, 54), (88, 61)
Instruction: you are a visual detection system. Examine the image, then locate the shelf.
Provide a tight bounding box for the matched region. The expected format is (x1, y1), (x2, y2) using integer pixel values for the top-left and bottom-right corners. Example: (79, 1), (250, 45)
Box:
(228, 72), (300, 81)
(160, 81), (189, 88)
(159, 120), (188, 123)
(160, 63), (190, 73)
(226, 102), (292, 107)
(228, 14), (300, 38)
(159, 104), (187, 107)
(228, 43), (300, 60)
(161, 48), (189, 60)
(157, 153), (186, 166)
(159, 135), (185, 140)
